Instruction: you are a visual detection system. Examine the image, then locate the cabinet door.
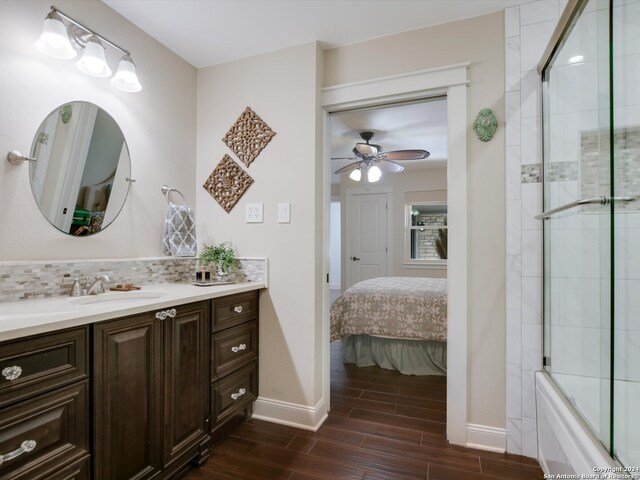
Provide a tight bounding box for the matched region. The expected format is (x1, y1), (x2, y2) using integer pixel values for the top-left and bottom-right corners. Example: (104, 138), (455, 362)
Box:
(93, 313), (163, 480)
(163, 301), (210, 466)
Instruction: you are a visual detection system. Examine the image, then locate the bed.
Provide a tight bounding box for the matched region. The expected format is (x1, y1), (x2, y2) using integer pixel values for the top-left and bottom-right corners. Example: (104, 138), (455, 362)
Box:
(330, 276), (447, 376)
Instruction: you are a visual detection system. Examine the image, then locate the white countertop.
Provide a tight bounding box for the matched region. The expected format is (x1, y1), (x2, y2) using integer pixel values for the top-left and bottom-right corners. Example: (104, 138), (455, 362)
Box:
(0, 282), (264, 342)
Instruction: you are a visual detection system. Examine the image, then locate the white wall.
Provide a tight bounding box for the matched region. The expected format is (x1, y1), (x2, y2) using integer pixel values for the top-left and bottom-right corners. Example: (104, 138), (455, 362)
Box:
(196, 43), (325, 416)
(326, 12), (507, 431)
(0, 0), (197, 260)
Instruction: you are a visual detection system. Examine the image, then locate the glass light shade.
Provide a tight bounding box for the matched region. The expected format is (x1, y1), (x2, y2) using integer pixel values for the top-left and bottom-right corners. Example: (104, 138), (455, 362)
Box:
(35, 12), (76, 59)
(349, 168), (362, 181)
(110, 55), (142, 92)
(76, 35), (112, 77)
(367, 165), (382, 182)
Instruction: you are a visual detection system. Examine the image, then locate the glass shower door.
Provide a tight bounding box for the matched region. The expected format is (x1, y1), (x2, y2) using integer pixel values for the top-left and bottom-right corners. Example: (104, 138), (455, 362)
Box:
(612, 0), (640, 468)
(542, 0), (613, 451)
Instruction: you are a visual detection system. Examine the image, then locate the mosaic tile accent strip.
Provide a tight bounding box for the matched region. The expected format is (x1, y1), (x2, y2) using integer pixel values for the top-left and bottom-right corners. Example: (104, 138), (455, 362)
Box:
(0, 257), (266, 303)
(580, 127), (640, 213)
(521, 163), (541, 183)
(203, 154), (254, 213)
(548, 161), (578, 182)
(222, 107), (276, 167)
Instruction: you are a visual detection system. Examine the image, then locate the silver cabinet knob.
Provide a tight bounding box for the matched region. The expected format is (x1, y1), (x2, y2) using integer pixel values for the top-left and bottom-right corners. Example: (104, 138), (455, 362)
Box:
(230, 388), (246, 400)
(231, 344), (247, 353)
(0, 440), (37, 466)
(167, 308), (177, 318)
(2, 366), (22, 381)
(233, 306), (243, 314)
(155, 311), (168, 320)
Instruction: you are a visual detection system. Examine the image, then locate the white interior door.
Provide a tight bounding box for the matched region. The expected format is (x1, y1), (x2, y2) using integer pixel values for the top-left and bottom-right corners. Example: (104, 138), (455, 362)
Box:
(347, 193), (388, 287)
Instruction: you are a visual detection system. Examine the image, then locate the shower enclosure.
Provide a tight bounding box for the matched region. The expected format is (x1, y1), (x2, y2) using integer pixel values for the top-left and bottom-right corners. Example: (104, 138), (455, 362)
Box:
(539, 0), (639, 472)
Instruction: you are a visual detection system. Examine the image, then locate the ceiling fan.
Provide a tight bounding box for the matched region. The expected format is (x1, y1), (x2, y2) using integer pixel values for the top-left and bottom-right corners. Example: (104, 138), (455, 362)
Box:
(332, 131), (430, 182)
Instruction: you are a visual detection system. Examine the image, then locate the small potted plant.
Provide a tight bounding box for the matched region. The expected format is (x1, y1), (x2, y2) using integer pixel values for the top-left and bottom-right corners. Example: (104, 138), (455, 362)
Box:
(200, 241), (237, 280)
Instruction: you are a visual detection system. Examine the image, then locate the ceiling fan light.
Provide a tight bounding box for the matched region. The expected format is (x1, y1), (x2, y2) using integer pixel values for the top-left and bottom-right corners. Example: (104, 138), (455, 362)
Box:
(111, 54), (142, 92)
(77, 35), (112, 77)
(349, 168), (362, 181)
(355, 143), (378, 157)
(367, 165), (382, 183)
(35, 11), (77, 59)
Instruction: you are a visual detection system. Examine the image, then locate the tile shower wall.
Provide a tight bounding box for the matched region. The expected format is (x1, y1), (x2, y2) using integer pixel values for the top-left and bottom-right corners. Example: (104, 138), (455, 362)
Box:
(505, 0), (567, 457)
(0, 257), (267, 303)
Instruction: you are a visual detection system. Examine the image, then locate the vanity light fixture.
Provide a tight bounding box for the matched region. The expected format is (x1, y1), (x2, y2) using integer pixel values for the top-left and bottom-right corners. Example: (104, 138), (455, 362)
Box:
(35, 6), (142, 92)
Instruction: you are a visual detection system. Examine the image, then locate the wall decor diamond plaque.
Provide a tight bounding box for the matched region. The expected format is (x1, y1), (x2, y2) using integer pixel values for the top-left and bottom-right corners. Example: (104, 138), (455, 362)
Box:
(222, 106), (276, 167)
(203, 154), (254, 213)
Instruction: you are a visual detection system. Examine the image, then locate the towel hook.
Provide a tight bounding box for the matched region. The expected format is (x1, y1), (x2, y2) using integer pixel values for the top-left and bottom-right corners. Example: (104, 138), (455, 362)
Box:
(161, 185), (187, 206)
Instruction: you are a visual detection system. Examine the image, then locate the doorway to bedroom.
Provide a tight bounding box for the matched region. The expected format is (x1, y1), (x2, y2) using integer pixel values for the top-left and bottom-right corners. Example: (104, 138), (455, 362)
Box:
(327, 95), (449, 431)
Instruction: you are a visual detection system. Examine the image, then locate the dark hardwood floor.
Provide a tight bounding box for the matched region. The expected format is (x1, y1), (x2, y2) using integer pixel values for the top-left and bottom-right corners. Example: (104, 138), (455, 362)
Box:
(184, 342), (543, 479)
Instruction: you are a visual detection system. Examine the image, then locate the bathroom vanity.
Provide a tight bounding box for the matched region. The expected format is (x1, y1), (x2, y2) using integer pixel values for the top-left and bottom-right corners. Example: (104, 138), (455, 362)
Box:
(0, 282), (263, 480)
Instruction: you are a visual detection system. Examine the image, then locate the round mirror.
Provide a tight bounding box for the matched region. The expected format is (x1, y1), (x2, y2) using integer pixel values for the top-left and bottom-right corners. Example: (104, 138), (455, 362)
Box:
(29, 101), (131, 236)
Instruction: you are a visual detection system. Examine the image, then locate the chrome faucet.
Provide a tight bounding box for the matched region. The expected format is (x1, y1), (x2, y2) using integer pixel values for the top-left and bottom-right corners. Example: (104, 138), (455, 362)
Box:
(87, 274), (112, 295)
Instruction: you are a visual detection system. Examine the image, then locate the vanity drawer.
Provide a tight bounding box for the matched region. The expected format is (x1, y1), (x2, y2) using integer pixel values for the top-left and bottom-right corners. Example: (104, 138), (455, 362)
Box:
(212, 291), (258, 331)
(211, 321), (258, 382)
(0, 328), (88, 408)
(211, 362), (257, 425)
(0, 381), (89, 480)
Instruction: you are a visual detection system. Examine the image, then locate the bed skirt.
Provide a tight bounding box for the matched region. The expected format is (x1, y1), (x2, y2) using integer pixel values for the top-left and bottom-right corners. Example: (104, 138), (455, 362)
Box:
(342, 334), (447, 376)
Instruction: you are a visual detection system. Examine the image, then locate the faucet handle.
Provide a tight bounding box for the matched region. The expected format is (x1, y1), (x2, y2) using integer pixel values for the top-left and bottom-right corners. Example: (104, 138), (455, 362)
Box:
(69, 278), (82, 297)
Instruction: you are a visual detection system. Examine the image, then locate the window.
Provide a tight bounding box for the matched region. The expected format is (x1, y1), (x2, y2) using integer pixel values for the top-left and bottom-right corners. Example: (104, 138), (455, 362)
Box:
(405, 202), (447, 265)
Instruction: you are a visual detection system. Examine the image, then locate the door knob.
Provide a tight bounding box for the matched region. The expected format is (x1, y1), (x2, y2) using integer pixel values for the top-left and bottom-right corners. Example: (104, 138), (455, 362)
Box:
(351, 256), (360, 261)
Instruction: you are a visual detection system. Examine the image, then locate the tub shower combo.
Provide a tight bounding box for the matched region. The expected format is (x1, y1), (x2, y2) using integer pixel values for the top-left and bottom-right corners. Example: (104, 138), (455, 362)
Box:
(536, 0), (640, 476)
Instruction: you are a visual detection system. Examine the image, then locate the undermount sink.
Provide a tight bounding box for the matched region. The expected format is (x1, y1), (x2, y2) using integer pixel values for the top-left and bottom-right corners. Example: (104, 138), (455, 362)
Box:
(70, 291), (167, 305)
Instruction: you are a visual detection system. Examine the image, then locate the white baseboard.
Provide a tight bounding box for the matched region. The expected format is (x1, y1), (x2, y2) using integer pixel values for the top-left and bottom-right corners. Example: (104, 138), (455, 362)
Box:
(466, 423), (507, 453)
(252, 396), (328, 431)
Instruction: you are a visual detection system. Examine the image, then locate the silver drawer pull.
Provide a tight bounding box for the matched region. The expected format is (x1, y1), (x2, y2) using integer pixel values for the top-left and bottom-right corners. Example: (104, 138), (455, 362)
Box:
(2, 366), (22, 381)
(230, 388), (246, 400)
(155, 311), (168, 320)
(233, 306), (243, 314)
(0, 440), (37, 466)
(167, 308), (177, 318)
(231, 344), (247, 353)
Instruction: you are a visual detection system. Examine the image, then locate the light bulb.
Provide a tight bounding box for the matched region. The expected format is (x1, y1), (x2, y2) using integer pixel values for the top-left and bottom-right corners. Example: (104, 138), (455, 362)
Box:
(77, 35), (112, 77)
(111, 55), (142, 92)
(35, 11), (77, 59)
(349, 168), (362, 181)
(367, 165), (382, 182)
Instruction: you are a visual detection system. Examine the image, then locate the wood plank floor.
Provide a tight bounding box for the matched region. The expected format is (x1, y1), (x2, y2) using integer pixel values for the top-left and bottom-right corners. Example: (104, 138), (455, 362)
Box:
(184, 342), (544, 479)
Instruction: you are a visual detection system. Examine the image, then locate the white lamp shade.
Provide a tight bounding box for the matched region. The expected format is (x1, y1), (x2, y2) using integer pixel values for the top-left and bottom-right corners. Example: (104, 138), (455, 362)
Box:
(349, 168), (362, 181)
(367, 165), (382, 182)
(111, 55), (142, 92)
(35, 13), (76, 59)
(76, 36), (112, 77)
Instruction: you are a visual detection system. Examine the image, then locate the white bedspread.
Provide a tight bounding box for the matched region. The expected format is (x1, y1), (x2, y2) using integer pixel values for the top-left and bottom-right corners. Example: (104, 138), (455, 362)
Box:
(330, 277), (447, 342)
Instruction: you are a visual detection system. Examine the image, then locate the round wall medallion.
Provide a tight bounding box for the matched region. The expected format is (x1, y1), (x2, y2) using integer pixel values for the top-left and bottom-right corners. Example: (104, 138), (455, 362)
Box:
(473, 108), (498, 142)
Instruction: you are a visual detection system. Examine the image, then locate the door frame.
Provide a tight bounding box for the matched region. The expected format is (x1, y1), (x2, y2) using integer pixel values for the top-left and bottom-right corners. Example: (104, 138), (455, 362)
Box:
(344, 187), (392, 289)
(321, 63), (469, 446)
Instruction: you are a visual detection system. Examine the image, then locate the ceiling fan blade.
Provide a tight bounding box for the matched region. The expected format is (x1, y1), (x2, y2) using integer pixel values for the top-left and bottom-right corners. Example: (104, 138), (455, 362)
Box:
(334, 161), (362, 174)
(381, 149), (430, 161)
(331, 157), (356, 160)
(377, 159), (404, 173)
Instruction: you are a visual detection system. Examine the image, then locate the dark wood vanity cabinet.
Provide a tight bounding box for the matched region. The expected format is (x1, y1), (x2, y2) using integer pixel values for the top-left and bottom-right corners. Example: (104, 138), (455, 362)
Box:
(93, 300), (210, 480)
(0, 288), (260, 480)
(210, 290), (259, 444)
(0, 327), (89, 480)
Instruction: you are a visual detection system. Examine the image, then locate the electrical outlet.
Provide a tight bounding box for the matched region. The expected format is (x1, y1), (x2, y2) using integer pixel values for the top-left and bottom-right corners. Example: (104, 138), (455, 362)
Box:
(245, 203), (263, 223)
(278, 202), (290, 223)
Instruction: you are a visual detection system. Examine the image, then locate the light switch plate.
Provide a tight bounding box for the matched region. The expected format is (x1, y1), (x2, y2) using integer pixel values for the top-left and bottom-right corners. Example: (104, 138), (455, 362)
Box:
(245, 203), (263, 223)
(278, 202), (291, 223)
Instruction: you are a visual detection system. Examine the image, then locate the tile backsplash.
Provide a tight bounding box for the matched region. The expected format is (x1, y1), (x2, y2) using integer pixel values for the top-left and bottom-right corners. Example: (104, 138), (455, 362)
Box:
(0, 257), (267, 303)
